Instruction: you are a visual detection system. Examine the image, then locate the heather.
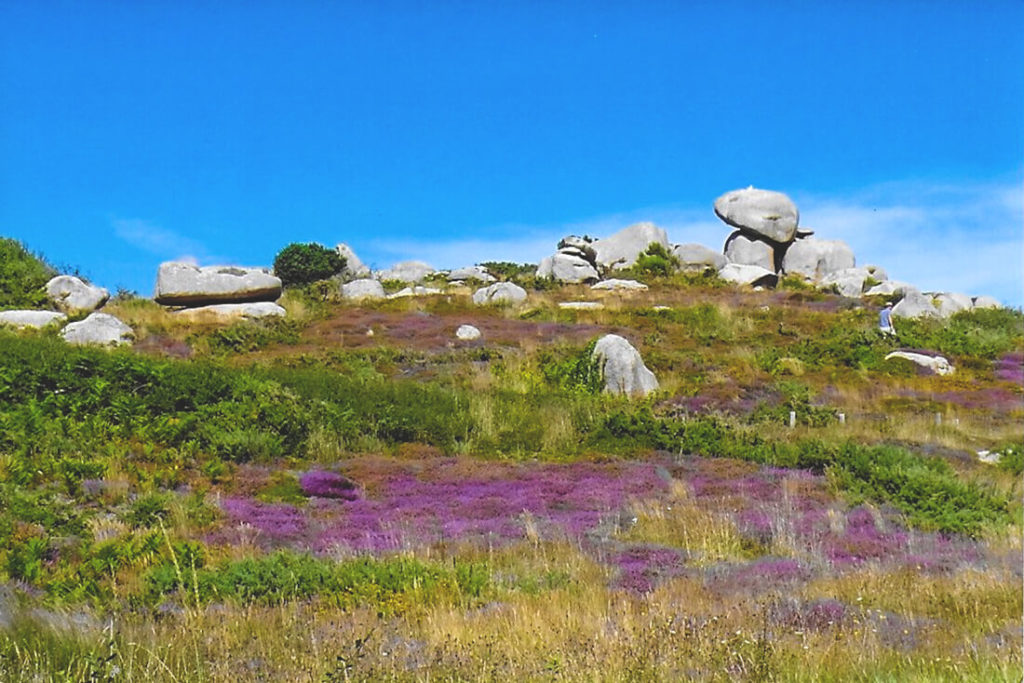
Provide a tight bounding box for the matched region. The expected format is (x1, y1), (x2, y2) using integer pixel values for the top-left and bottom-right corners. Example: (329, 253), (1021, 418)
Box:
(0, 281), (1021, 680)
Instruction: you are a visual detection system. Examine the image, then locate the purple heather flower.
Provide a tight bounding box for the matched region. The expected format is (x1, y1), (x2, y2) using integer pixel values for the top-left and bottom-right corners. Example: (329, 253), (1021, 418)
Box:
(299, 470), (359, 500)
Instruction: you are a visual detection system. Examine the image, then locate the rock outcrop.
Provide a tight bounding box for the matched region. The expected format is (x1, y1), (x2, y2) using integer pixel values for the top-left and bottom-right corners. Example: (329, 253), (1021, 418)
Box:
(892, 290), (939, 319)
(536, 253), (600, 283)
(718, 263), (778, 287)
(972, 295), (1002, 309)
(448, 266), (496, 283)
(933, 292), (973, 318)
(591, 334), (658, 398)
(591, 279), (648, 291)
(45, 275), (109, 313)
(885, 351), (954, 376)
(714, 187), (800, 243)
(60, 313), (133, 346)
(172, 302), (286, 323)
(672, 243), (726, 272)
(820, 267), (878, 298)
(335, 243), (370, 278)
(341, 278), (387, 301)
(724, 232), (776, 271)
(472, 282), (527, 306)
(0, 310), (67, 329)
(155, 263), (282, 306)
(781, 238), (855, 280)
(375, 261), (435, 284)
(591, 222), (669, 271)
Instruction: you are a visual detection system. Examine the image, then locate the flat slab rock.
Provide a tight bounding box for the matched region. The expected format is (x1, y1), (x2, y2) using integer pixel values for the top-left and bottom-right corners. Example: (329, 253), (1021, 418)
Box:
(0, 310), (68, 329)
(591, 279), (648, 291)
(155, 262), (282, 306)
(559, 301), (605, 310)
(885, 351), (954, 376)
(172, 302), (286, 323)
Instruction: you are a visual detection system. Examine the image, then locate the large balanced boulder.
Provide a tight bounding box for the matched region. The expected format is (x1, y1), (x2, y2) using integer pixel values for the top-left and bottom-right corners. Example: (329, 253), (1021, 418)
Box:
(0, 310), (67, 329)
(724, 232), (776, 271)
(172, 302), (286, 323)
(536, 253), (600, 283)
(335, 243), (370, 278)
(375, 261), (435, 284)
(45, 275), (109, 313)
(60, 313), (133, 346)
(472, 282), (527, 306)
(155, 263), (282, 306)
(341, 278), (386, 301)
(672, 243), (726, 272)
(718, 263), (778, 287)
(591, 334), (658, 398)
(892, 290), (939, 319)
(781, 238), (855, 280)
(714, 187), (799, 243)
(591, 222), (669, 271)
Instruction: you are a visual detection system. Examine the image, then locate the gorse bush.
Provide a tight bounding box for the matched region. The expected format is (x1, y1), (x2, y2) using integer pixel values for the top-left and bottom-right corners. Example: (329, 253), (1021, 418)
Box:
(0, 237), (55, 309)
(632, 242), (679, 277)
(273, 242), (346, 287)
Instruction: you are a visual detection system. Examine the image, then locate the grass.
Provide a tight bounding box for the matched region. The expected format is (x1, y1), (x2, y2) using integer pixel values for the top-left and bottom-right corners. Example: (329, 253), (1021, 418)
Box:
(0, 274), (1021, 680)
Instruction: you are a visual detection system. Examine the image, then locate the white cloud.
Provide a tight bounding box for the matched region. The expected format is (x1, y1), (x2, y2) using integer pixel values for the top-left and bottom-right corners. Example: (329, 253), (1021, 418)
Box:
(112, 218), (214, 262)
(365, 179), (1022, 306)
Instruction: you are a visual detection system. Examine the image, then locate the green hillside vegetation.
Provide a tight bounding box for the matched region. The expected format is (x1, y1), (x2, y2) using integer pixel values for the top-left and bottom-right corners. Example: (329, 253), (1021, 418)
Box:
(0, 238), (56, 309)
(0, 261), (1021, 681)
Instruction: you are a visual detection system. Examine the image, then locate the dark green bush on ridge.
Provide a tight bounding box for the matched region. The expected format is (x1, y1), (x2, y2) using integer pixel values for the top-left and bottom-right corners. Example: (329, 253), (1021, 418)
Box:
(273, 242), (346, 287)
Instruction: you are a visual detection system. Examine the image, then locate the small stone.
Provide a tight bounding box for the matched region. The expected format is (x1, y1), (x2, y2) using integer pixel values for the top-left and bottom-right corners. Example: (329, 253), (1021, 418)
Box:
(455, 324), (481, 341)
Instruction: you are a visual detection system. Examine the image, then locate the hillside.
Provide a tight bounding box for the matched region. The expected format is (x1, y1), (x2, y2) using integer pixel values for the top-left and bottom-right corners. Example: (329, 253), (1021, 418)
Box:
(0, 232), (1022, 681)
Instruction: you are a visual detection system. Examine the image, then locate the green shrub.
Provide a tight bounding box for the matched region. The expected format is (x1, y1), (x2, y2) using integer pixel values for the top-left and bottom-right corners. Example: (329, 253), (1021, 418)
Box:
(479, 261), (536, 281)
(632, 243), (678, 277)
(273, 242), (345, 287)
(0, 237), (55, 309)
(538, 341), (603, 394)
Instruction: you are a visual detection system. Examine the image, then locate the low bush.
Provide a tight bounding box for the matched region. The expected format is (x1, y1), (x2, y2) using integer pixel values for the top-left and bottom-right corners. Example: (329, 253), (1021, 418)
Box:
(273, 242), (346, 287)
(0, 237), (55, 309)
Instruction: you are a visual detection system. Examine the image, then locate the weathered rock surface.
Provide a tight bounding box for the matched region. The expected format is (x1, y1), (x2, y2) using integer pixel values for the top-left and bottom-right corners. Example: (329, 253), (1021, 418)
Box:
(559, 301), (605, 310)
(536, 253), (600, 283)
(718, 263), (778, 287)
(448, 266), (497, 283)
(591, 334), (659, 398)
(885, 351), (954, 376)
(591, 279), (648, 291)
(591, 222), (669, 271)
(0, 310), (67, 329)
(335, 243), (370, 278)
(472, 282), (527, 306)
(714, 187), (800, 243)
(46, 275), (109, 313)
(60, 313), (133, 346)
(865, 280), (919, 298)
(724, 232), (776, 271)
(933, 292), (973, 318)
(155, 263), (282, 306)
(387, 286), (443, 299)
(892, 290), (939, 319)
(820, 267), (874, 298)
(972, 295), (1002, 309)
(375, 261), (435, 284)
(341, 278), (386, 301)
(455, 324), (481, 341)
(172, 302), (286, 323)
(781, 238), (855, 280)
(672, 243), (726, 271)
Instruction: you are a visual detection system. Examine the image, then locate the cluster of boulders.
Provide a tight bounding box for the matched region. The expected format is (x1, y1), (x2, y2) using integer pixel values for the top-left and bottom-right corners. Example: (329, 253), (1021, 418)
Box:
(154, 262), (286, 322)
(0, 275), (134, 346)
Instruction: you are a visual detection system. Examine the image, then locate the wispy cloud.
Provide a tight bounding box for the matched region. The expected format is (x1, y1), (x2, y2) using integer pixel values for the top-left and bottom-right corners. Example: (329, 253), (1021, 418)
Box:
(112, 218), (215, 263)
(364, 179), (1022, 306)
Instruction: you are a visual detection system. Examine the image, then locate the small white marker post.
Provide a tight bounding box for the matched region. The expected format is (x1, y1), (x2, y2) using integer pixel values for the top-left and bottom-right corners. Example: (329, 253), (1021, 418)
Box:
(838, 413), (846, 425)
(789, 411), (796, 428)
(935, 412), (942, 426)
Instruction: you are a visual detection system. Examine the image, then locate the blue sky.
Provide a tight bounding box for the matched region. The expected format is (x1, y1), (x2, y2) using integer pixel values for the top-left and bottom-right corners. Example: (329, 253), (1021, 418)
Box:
(2, 1), (1022, 304)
